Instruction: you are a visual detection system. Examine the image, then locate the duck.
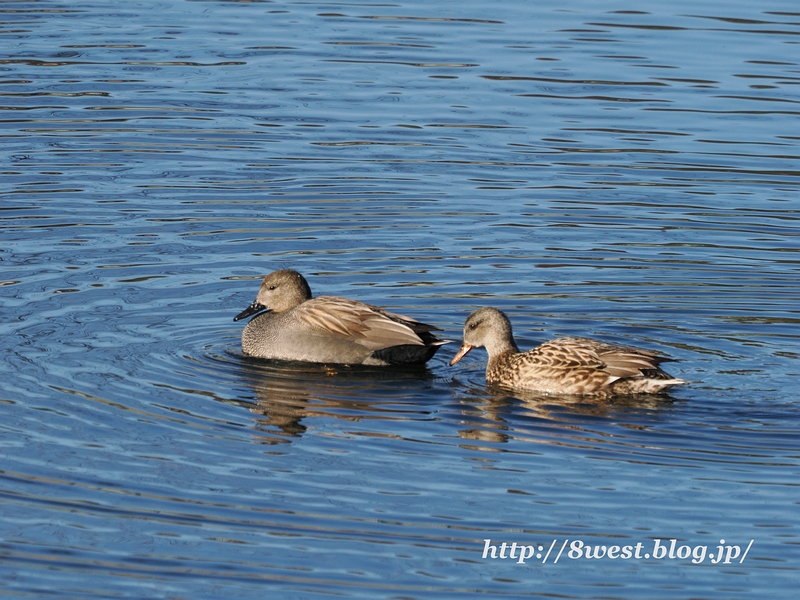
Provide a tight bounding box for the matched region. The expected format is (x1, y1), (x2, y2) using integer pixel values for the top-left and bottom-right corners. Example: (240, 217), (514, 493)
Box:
(450, 307), (685, 396)
(234, 269), (447, 365)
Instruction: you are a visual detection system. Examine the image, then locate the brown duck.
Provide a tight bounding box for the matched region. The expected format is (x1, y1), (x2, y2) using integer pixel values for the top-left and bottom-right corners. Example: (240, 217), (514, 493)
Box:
(234, 269), (447, 365)
(450, 307), (685, 395)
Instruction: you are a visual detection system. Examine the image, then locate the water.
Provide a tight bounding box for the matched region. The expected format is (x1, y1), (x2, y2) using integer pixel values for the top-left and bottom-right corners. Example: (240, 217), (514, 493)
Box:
(2, 0), (798, 597)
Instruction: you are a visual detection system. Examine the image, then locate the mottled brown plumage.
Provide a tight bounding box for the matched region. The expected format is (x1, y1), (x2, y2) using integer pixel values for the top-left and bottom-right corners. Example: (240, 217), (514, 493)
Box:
(234, 269), (447, 365)
(450, 307), (685, 396)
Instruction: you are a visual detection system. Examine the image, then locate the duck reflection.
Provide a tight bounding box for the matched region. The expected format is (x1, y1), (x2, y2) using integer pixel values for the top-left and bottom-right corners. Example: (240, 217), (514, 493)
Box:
(230, 353), (678, 449)
(451, 382), (678, 451)
(513, 387), (677, 417)
(236, 355), (438, 442)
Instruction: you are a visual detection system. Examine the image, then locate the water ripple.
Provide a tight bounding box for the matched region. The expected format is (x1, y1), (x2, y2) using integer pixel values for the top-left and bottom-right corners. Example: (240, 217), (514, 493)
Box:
(1, 0), (798, 596)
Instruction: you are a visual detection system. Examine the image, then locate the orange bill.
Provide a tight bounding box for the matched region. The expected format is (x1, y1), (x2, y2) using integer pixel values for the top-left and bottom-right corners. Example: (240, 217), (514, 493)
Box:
(449, 343), (473, 366)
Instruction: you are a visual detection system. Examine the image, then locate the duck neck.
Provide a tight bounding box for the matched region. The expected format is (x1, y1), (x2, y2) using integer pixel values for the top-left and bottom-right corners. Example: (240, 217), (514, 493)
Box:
(485, 335), (518, 359)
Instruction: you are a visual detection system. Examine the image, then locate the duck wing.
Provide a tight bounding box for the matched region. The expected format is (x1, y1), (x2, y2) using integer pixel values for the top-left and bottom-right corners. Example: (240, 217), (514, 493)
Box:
(534, 337), (670, 379)
(295, 296), (438, 350)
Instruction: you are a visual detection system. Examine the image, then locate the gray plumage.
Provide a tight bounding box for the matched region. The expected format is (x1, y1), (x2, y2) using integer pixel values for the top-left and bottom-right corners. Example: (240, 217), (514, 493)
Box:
(234, 269), (447, 365)
(450, 307), (685, 396)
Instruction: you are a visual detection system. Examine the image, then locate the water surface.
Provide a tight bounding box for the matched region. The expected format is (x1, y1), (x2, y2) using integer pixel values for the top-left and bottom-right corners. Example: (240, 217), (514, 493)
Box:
(2, 0), (799, 597)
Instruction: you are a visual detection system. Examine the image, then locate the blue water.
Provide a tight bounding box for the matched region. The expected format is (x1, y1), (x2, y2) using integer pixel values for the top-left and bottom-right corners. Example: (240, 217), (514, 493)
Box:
(2, 0), (798, 597)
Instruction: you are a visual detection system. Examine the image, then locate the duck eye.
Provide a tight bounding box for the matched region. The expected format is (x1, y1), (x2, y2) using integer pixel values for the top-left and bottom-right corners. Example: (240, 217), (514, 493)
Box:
(268, 286), (277, 291)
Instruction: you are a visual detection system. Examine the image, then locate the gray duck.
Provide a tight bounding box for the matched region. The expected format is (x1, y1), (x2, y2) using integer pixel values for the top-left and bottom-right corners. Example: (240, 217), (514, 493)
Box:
(234, 269), (447, 365)
(450, 307), (685, 395)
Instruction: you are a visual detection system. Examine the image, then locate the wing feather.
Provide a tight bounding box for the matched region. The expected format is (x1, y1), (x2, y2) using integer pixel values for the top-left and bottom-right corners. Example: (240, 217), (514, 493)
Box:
(295, 296), (431, 350)
(530, 336), (670, 379)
